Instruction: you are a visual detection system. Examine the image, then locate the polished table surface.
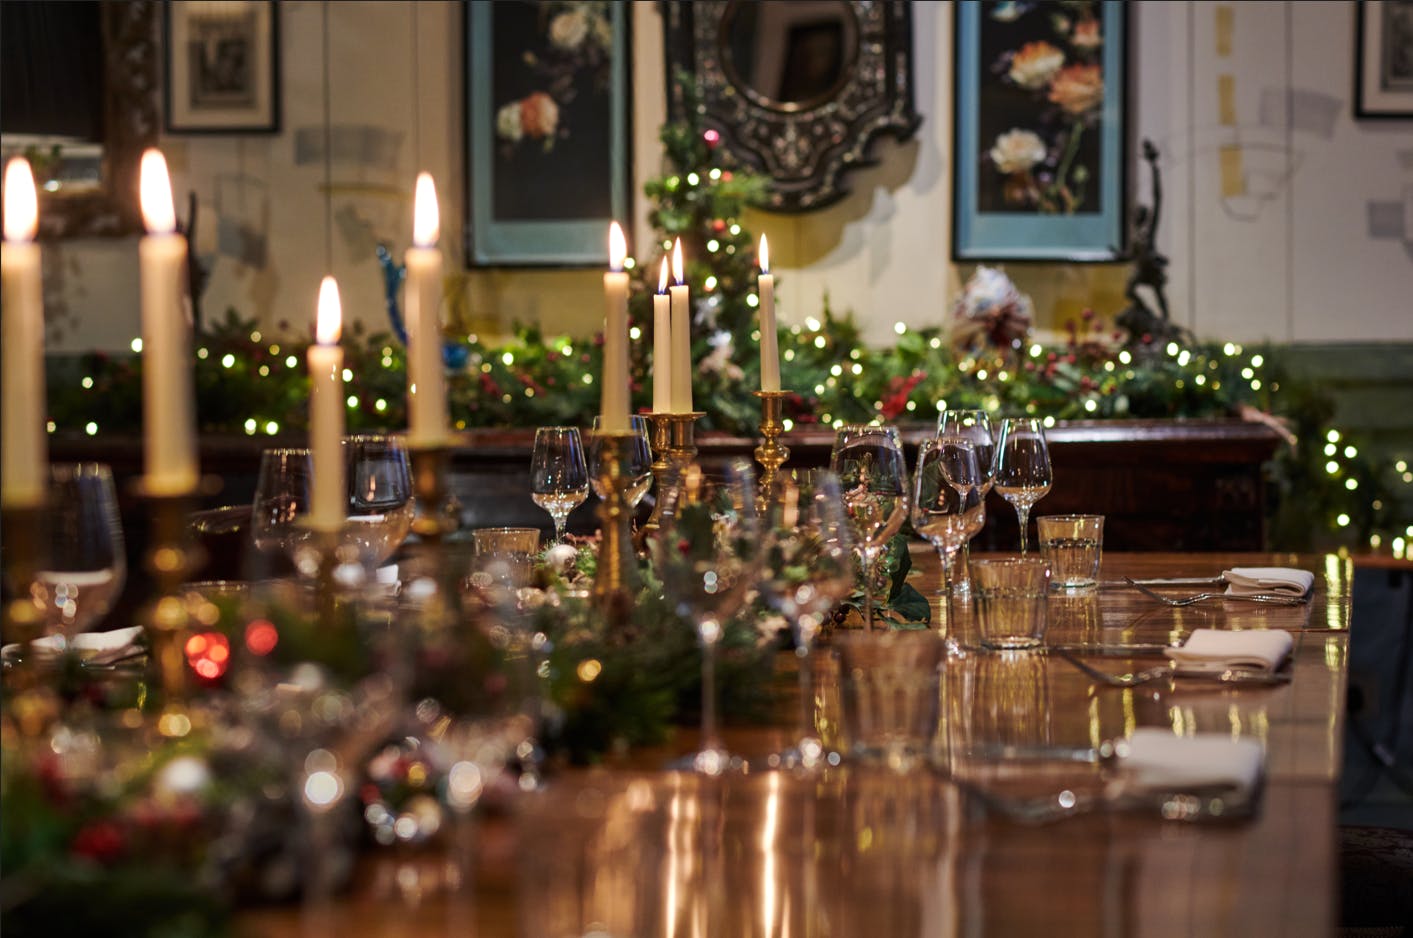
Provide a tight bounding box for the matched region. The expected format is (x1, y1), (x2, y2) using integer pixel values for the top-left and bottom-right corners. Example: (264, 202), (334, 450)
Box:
(240, 551), (1353, 938)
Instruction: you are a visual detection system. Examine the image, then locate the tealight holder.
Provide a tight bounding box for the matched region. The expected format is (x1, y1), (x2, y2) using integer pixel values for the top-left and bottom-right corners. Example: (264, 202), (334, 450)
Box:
(590, 431), (642, 616)
(753, 390), (792, 500)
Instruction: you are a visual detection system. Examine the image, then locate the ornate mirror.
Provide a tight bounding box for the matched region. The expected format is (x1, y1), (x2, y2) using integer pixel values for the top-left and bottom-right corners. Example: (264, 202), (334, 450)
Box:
(0, 1), (160, 239)
(663, 0), (921, 212)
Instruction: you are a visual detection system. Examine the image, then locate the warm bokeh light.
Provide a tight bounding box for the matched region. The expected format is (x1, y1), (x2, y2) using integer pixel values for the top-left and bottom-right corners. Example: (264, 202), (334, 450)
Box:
(139, 149), (176, 234)
(672, 238), (684, 284)
(759, 233), (769, 274)
(412, 172), (439, 247)
(185, 631), (231, 680)
(608, 221), (627, 272)
(244, 619), (279, 656)
(316, 275), (342, 345)
(658, 256), (669, 293)
(3, 157), (38, 242)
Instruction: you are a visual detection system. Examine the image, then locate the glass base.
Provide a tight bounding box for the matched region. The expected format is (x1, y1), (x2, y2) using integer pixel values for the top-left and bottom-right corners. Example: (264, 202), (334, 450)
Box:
(981, 636), (1043, 651)
(756, 737), (843, 773)
(670, 747), (746, 776)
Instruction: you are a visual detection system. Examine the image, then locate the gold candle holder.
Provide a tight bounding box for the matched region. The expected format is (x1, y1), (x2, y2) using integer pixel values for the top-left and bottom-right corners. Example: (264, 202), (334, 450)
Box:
(590, 431), (641, 616)
(642, 413), (675, 535)
(753, 390), (792, 498)
(1, 503), (46, 650)
(666, 412), (705, 466)
(409, 445), (459, 546)
(136, 486), (208, 719)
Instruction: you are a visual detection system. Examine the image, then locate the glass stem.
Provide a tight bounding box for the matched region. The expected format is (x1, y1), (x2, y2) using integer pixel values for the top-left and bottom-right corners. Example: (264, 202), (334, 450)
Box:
(796, 634), (815, 756)
(701, 633), (720, 754)
(1017, 505), (1031, 554)
(553, 515), (567, 544)
(862, 550), (878, 631)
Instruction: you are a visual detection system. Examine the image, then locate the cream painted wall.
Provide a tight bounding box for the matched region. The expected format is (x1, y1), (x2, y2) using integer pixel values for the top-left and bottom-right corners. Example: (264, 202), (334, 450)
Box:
(40, 1), (1413, 353)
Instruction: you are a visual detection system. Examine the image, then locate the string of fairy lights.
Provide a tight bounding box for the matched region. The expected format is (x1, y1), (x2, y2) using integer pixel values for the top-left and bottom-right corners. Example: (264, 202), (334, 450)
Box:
(47, 307), (1412, 558)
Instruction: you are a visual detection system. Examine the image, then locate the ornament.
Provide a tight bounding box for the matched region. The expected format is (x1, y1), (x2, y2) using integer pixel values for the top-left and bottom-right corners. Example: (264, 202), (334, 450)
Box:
(951, 265), (1033, 355)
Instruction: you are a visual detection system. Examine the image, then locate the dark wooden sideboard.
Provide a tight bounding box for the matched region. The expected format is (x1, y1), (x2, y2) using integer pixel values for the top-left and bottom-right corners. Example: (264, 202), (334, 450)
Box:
(44, 419), (1281, 578)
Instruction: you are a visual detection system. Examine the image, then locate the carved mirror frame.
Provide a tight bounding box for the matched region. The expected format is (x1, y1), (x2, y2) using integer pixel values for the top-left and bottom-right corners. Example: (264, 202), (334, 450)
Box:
(662, 0), (921, 213)
(35, 1), (160, 240)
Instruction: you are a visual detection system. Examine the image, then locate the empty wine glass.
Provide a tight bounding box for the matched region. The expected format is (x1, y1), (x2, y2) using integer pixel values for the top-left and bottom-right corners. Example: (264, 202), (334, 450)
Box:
(758, 470), (854, 770)
(829, 425), (909, 631)
(993, 417), (1053, 554)
(343, 434), (414, 568)
(530, 427), (589, 543)
(250, 447), (314, 573)
(654, 461), (759, 775)
(31, 463), (126, 643)
(937, 408), (995, 591)
(587, 415), (653, 510)
(911, 438), (986, 597)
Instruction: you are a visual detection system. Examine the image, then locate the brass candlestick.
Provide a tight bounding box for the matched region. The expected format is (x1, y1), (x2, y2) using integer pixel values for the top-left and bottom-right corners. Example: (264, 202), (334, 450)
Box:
(753, 390), (792, 499)
(666, 412), (704, 466)
(409, 445), (459, 546)
(1, 503), (46, 650)
(590, 431), (641, 616)
(137, 487), (208, 721)
(642, 414), (675, 535)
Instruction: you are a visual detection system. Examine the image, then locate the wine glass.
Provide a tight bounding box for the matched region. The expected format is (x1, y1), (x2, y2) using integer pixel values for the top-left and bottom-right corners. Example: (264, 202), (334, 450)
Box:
(653, 461), (759, 775)
(937, 408), (995, 591)
(758, 470), (854, 770)
(587, 415), (653, 510)
(343, 434), (414, 569)
(829, 425), (909, 632)
(250, 447), (315, 574)
(530, 427), (589, 543)
(31, 463), (126, 643)
(911, 438), (986, 597)
(993, 417), (1053, 554)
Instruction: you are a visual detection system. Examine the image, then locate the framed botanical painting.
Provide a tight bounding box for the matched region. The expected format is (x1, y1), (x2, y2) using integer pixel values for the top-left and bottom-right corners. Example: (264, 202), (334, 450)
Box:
(1355, 0), (1413, 119)
(164, 0), (280, 134)
(953, 0), (1127, 261)
(465, 1), (632, 267)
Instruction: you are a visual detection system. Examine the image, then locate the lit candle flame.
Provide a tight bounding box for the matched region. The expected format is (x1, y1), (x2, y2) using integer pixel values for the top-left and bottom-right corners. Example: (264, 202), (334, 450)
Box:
(3, 158), (37, 243)
(759, 233), (769, 274)
(413, 172), (439, 248)
(316, 276), (342, 345)
(608, 220), (627, 272)
(139, 149), (176, 235)
(658, 256), (669, 294)
(672, 238), (684, 285)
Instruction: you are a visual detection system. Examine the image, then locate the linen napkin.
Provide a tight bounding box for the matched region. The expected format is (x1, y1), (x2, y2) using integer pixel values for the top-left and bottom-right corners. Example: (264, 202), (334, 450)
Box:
(1, 625), (146, 665)
(1121, 728), (1264, 793)
(1224, 566), (1314, 598)
(1164, 628), (1293, 673)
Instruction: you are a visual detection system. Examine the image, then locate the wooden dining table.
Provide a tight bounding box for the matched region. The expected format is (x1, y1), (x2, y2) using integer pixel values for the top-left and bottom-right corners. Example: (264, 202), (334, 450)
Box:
(238, 549), (1353, 938)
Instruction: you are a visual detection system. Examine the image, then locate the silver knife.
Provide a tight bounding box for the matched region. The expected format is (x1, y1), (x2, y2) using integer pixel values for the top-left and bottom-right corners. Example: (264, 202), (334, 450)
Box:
(1047, 643), (1174, 657)
(1103, 576), (1226, 588)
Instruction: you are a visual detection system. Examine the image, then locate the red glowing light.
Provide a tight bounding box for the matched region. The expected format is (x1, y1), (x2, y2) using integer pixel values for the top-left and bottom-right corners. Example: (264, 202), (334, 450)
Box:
(185, 631), (231, 681)
(245, 620), (279, 656)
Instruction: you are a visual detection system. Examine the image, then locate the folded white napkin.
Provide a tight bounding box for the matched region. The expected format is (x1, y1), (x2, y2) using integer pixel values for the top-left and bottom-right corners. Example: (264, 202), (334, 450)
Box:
(1224, 566), (1314, 597)
(1122, 728), (1264, 793)
(1164, 628), (1293, 673)
(1, 625), (146, 664)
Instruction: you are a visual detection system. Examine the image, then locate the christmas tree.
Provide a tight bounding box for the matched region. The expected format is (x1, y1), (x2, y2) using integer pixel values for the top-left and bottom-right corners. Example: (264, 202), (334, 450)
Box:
(628, 79), (770, 431)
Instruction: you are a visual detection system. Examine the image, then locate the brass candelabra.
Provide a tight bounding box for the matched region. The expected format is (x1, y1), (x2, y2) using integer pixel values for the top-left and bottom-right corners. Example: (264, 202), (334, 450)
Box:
(643, 412), (703, 533)
(753, 390), (792, 499)
(590, 430), (641, 616)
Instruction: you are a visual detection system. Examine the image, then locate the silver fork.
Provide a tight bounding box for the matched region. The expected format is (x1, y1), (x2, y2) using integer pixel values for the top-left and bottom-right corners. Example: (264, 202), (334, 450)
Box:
(1049, 647), (1292, 687)
(1123, 577), (1307, 607)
